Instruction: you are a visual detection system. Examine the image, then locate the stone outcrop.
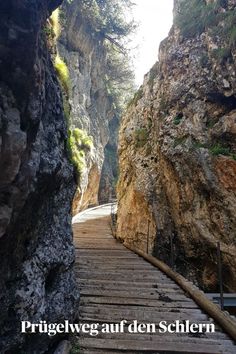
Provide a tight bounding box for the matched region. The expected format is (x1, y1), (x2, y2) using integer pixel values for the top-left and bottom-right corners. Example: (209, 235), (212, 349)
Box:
(58, 1), (119, 213)
(117, 0), (236, 292)
(0, 0), (78, 352)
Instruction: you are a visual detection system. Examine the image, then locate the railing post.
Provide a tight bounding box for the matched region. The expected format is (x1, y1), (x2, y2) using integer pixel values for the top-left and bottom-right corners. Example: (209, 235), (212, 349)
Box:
(170, 232), (174, 268)
(146, 220), (150, 254)
(217, 242), (224, 310)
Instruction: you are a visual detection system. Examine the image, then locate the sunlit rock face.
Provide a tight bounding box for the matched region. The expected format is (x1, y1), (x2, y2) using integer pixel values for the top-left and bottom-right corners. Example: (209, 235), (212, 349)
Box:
(58, 1), (119, 213)
(117, 0), (236, 291)
(0, 0), (78, 352)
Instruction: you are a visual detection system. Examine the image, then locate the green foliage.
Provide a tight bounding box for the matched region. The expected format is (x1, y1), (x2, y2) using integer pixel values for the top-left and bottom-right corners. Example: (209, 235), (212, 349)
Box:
(193, 141), (207, 149)
(50, 9), (61, 39)
(78, 0), (136, 43)
(54, 55), (70, 95)
(174, 0), (209, 38)
(73, 128), (93, 149)
(134, 128), (148, 148)
(70, 342), (81, 354)
(127, 87), (143, 108)
(63, 0), (136, 114)
(63, 98), (71, 124)
(105, 42), (135, 113)
(175, 0), (236, 54)
(173, 113), (183, 126)
(67, 129), (93, 176)
(174, 136), (188, 148)
(192, 141), (236, 160)
(43, 26), (54, 37)
(229, 27), (236, 46)
(206, 119), (216, 129)
(209, 144), (231, 156)
(211, 48), (231, 63)
(56, 1), (136, 117)
(200, 53), (209, 67)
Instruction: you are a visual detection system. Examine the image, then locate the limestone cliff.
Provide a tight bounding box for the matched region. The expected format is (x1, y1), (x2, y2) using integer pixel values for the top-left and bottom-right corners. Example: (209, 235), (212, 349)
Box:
(117, 0), (236, 292)
(0, 0), (78, 352)
(57, 1), (119, 213)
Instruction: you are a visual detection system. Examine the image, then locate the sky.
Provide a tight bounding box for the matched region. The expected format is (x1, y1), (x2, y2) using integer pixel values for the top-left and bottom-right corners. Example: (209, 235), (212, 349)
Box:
(130, 0), (174, 85)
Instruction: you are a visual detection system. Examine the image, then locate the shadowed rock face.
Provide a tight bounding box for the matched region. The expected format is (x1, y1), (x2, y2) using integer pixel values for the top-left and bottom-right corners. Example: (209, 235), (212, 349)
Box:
(0, 0), (79, 352)
(117, 0), (236, 292)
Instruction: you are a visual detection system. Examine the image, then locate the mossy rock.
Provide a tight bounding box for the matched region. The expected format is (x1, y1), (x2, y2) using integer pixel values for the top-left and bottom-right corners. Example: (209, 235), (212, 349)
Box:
(134, 128), (148, 148)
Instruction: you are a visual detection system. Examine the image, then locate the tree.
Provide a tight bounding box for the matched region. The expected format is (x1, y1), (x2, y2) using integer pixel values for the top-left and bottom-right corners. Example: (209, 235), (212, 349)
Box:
(79, 0), (136, 51)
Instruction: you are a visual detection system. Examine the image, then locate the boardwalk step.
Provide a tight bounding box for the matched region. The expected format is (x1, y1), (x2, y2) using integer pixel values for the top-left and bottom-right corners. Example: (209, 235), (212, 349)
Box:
(80, 297), (198, 308)
(79, 285), (185, 294)
(78, 279), (181, 289)
(73, 207), (236, 354)
(79, 337), (235, 353)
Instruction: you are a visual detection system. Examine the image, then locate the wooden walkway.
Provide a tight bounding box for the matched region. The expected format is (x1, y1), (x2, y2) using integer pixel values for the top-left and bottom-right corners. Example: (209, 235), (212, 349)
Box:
(73, 205), (236, 353)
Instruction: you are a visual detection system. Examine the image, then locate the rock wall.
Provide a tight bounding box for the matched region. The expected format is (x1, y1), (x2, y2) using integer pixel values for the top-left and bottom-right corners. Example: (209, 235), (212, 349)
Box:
(58, 1), (119, 213)
(0, 0), (78, 352)
(117, 0), (236, 292)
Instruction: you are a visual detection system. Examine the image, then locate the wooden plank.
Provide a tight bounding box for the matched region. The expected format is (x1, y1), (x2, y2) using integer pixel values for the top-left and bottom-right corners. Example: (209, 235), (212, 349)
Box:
(73, 207), (236, 353)
(77, 276), (179, 285)
(76, 250), (143, 256)
(76, 256), (142, 261)
(79, 310), (209, 322)
(79, 285), (185, 294)
(78, 323), (231, 341)
(76, 271), (169, 280)
(76, 271), (170, 280)
(77, 266), (158, 272)
(79, 338), (235, 353)
(80, 350), (137, 354)
(80, 304), (204, 315)
(80, 289), (191, 301)
(78, 279), (180, 289)
(126, 246), (236, 342)
(79, 308), (208, 321)
(79, 332), (235, 346)
(79, 297), (198, 308)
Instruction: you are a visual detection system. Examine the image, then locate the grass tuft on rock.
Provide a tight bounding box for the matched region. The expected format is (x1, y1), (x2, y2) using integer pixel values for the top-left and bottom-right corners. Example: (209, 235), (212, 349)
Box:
(134, 128), (148, 148)
(173, 113), (183, 125)
(209, 144), (231, 156)
(50, 9), (61, 39)
(54, 55), (70, 95)
(67, 128), (93, 176)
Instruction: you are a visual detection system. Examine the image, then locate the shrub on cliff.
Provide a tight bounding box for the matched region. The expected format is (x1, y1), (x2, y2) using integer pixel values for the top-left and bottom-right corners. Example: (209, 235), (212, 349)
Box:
(67, 129), (93, 176)
(54, 55), (70, 95)
(175, 0), (236, 50)
(210, 144), (231, 156)
(50, 9), (61, 39)
(73, 128), (93, 150)
(175, 0), (207, 38)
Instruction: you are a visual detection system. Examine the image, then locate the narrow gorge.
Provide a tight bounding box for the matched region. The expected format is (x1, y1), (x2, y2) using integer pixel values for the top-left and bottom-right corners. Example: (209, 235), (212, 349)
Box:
(56, 0), (122, 212)
(0, 0), (133, 352)
(1, 0), (236, 353)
